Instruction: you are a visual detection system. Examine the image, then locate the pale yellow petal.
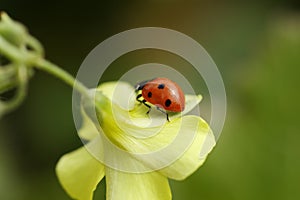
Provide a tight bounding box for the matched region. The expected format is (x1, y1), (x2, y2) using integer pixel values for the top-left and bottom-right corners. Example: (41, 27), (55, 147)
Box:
(96, 81), (202, 127)
(78, 106), (99, 141)
(91, 91), (213, 173)
(158, 117), (216, 180)
(124, 94), (202, 128)
(105, 167), (171, 200)
(97, 81), (136, 110)
(56, 141), (105, 200)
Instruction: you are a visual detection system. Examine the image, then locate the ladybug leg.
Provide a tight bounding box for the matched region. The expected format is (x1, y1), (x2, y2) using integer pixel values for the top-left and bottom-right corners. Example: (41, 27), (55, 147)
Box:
(136, 94), (152, 114)
(136, 94), (143, 103)
(156, 107), (170, 122)
(142, 99), (152, 114)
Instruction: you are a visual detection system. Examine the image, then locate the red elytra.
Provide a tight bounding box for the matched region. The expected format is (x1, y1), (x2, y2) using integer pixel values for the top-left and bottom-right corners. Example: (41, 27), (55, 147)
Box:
(135, 78), (185, 120)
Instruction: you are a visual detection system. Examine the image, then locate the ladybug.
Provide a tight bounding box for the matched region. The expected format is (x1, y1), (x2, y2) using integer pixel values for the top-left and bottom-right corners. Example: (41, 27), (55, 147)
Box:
(135, 77), (185, 121)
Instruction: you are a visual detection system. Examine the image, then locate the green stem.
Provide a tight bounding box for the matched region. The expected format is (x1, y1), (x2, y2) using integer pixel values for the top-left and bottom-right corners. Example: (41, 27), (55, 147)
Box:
(0, 13), (92, 117)
(0, 65), (28, 117)
(0, 35), (23, 61)
(0, 34), (90, 98)
(5, 66), (27, 109)
(34, 58), (90, 98)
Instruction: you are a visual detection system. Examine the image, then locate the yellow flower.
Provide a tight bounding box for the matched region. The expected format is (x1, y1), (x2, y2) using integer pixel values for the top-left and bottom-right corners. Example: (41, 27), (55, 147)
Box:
(56, 81), (215, 200)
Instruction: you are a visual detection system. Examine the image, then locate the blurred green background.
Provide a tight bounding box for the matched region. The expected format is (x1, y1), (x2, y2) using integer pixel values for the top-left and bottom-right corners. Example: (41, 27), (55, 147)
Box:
(1, 0), (300, 199)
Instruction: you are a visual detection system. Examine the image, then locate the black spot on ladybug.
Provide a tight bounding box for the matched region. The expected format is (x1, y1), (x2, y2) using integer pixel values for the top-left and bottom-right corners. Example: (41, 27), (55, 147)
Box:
(158, 84), (165, 89)
(147, 92), (152, 98)
(165, 99), (171, 107)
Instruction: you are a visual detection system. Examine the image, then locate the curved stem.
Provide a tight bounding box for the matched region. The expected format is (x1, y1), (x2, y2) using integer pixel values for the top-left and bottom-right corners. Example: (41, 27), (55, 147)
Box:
(0, 33), (90, 99)
(0, 13), (93, 118)
(34, 58), (90, 98)
(0, 65), (28, 117)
